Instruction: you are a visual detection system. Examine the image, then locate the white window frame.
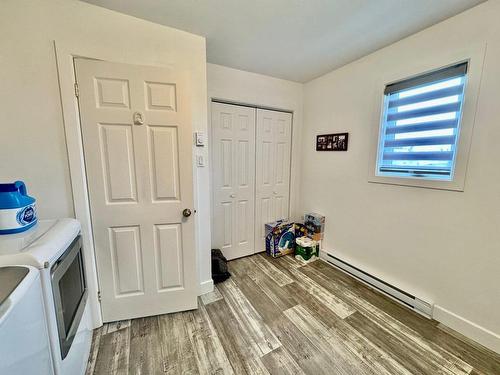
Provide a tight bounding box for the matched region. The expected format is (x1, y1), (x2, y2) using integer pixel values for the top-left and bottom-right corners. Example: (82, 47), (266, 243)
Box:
(368, 43), (486, 191)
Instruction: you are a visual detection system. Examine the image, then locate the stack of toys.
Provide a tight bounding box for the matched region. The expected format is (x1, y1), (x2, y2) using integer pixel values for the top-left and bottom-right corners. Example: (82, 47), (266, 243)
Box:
(264, 213), (325, 260)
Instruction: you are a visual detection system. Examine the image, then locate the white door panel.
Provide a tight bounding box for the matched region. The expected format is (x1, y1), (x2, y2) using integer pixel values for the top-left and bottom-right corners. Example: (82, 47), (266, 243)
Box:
(255, 109), (292, 252)
(153, 224), (183, 290)
(99, 124), (138, 203)
(212, 103), (255, 260)
(148, 126), (180, 201)
(75, 58), (197, 322)
(109, 226), (144, 296)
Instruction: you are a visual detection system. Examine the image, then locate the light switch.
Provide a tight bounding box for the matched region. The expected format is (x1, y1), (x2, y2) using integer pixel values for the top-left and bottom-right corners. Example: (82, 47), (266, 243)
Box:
(196, 155), (205, 167)
(195, 131), (205, 147)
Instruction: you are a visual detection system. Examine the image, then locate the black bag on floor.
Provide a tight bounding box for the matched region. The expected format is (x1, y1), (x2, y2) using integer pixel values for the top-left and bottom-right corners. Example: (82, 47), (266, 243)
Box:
(211, 249), (231, 284)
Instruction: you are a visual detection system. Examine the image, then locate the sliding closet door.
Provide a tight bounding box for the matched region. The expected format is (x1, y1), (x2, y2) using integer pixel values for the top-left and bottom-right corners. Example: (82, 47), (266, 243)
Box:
(212, 102), (256, 260)
(255, 109), (292, 252)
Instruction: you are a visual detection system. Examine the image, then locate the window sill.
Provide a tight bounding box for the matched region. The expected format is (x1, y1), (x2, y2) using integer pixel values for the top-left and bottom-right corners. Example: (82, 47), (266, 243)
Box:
(368, 174), (464, 191)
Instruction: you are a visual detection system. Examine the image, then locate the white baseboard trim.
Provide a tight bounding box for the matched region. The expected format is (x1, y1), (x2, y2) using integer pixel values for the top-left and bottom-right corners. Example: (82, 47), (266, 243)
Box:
(433, 305), (500, 354)
(320, 249), (500, 354)
(320, 250), (433, 318)
(199, 279), (214, 295)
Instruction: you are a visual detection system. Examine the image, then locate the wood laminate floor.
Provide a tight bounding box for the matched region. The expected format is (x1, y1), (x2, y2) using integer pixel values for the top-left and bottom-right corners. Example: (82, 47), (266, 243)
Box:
(86, 254), (500, 375)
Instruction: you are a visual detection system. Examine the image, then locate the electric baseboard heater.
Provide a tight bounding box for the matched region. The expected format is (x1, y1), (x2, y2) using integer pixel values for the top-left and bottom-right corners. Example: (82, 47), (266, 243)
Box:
(325, 253), (433, 318)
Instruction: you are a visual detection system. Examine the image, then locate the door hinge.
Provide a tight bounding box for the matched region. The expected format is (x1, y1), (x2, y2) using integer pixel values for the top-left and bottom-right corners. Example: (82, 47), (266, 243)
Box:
(74, 82), (79, 98)
(97, 291), (102, 302)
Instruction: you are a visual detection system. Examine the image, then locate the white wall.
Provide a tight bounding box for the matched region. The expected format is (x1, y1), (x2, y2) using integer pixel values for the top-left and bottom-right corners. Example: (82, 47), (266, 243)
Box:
(302, 0), (500, 352)
(207, 63), (304, 226)
(0, 0), (212, 320)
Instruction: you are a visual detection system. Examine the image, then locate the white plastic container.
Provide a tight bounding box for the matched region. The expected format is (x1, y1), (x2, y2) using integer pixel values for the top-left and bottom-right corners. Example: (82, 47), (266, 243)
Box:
(0, 181), (37, 234)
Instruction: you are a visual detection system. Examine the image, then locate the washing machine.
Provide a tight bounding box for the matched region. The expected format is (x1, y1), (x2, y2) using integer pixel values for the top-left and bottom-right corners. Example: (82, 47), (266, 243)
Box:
(0, 219), (92, 375)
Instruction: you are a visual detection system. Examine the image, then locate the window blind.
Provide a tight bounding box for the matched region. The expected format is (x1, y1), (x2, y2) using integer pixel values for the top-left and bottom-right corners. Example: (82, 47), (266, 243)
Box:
(377, 62), (468, 180)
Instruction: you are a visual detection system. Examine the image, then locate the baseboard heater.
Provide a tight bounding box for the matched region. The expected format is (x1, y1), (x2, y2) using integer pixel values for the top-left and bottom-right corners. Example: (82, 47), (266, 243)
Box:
(325, 252), (433, 318)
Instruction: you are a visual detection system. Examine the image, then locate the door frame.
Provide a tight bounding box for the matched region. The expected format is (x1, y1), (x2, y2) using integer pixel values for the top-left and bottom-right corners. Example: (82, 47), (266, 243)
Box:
(54, 40), (202, 327)
(209, 98), (294, 256)
(54, 41), (103, 328)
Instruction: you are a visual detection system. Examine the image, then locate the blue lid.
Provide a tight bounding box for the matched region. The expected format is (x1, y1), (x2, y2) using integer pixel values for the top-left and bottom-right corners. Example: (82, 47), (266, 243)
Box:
(0, 181), (36, 209)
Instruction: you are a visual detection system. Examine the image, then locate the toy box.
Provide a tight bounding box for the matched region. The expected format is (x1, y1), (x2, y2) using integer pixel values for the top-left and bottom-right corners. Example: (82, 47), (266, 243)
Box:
(265, 220), (296, 258)
(304, 212), (325, 241)
(295, 236), (320, 263)
(294, 222), (308, 239)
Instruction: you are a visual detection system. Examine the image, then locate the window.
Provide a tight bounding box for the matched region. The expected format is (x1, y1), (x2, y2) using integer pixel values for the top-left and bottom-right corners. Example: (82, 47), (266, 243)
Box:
(376, 62), (468, 181)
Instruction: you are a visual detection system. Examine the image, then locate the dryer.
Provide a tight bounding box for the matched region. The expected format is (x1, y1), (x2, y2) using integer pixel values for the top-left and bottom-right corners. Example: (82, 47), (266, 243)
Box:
(0, 219), (92, 375)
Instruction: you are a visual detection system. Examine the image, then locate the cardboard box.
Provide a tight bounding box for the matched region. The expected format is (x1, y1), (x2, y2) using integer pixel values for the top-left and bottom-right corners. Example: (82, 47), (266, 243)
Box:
(304, 212), (325, 241)
(294, 222), (309, 239)
(265, 220), (296, 258)
(295, 236), (320, 262)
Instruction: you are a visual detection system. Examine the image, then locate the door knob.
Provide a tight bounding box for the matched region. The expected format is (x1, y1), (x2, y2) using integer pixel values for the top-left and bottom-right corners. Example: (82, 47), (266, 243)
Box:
(182, 208), (192, 217)
(230, 193), (236, 198)
(273, 191), (278, 195)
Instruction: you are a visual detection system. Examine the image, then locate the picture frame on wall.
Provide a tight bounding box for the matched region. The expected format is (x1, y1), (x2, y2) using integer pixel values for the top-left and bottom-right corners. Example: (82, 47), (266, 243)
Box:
(316, 132), (349, 151)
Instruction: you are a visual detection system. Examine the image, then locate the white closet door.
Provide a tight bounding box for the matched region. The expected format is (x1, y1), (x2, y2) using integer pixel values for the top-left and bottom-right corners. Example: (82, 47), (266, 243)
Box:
(255, 109), (292, 252)
(212, 102), (256, 260)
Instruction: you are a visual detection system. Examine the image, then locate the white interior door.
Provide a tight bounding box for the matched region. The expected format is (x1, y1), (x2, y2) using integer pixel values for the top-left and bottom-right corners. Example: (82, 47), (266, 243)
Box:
(211, 102), (256, 260)
(75, 58), (197, 322)
(255, 109), (292, 252)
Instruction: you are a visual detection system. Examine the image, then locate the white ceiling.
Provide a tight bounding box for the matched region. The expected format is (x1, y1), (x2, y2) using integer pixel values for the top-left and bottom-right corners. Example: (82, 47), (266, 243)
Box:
(81, 0), (485, 82)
